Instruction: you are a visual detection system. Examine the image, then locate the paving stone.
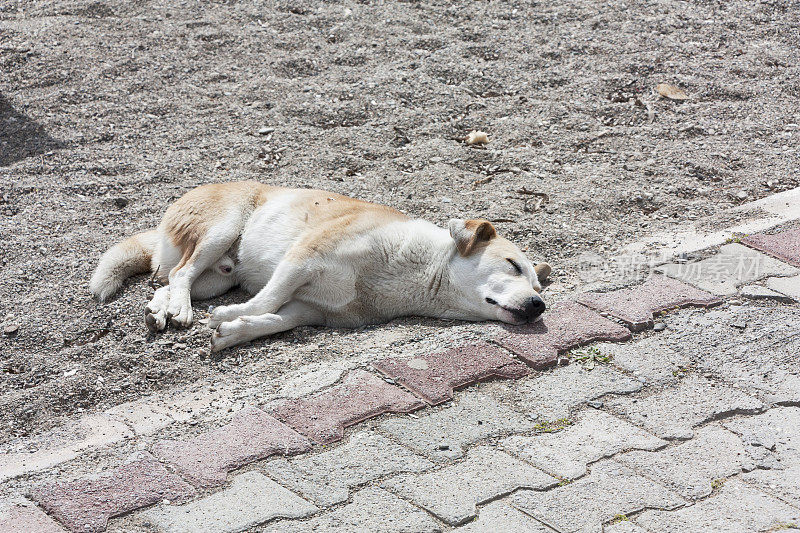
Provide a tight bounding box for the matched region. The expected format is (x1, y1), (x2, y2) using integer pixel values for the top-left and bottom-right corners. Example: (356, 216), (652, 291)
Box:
(502, 410), (664, 479)
(142, 471), (316, 533)
(379, 391), (534, 461)
(0, 414), (132, 482)
(604, 521), (648, 533)
(659, 243), (798, 295)
(494, 301), (631, 369)
(670, 305), (800, 405)
(106, 400), (175, 436)
(741, 227), (800, 267)
(577, 275), (721, 331)
(278, 361), (353, 399)
(606, 374), (763, 440)
(616, 425), (752, 499)
(739, 283), (795, 302)
(724, 407), (800, 505)
(152, 406), (310, 488)
(635, 479), (800, 533)
(454, 500), (550, 533)
(269, 370), (425, 444)
(374, 342), (529, 405)
(263, 431), (433, 506)
(485, 363), (642, 422)
(511, 459), (684, 532)
(767, 274), (800, 301)
(263, 487), (442, 533)
(384, 446), (557, 526)
(0, 497), (65, 533)
(30, 452), (197, 533)
(595, 338), (690, 385)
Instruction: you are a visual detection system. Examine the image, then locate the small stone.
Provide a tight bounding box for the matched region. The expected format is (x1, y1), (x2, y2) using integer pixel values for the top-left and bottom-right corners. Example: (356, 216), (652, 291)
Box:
(587, 401), (604, 409)
(113, 198), (128, 208)
(3, 324), (19, 336)
(735, 190), (748, 201)
(730, 321), (747, 330)
(258, 127), (275, 135)
(653, 323), (667, 332)
(466, 131), (489, 145)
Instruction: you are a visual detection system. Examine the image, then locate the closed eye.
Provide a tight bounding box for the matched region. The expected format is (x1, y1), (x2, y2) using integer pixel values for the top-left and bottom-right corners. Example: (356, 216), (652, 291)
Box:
(506, 258), (522, 275)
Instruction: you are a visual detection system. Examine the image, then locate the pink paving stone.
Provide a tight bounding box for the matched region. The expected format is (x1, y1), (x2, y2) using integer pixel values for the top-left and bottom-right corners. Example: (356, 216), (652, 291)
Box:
(152, 406), (310, 488)
(495, 301), (632, 368)
(0, 501), (65, 533)
(29, 452), (196, 533)
(270, 369), (426, 444)
(741, 228), (800, 268)
(576, 275), (723, 331)
(373, 342), (530, 405)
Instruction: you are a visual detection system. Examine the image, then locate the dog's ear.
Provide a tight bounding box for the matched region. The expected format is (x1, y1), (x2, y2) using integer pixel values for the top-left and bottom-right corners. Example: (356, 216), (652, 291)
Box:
(534, 262), (551, 283)
(449, 219), (497, 256)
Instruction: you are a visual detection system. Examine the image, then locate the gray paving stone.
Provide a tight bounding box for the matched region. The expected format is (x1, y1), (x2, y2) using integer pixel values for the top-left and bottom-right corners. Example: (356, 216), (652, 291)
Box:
(502, 410), (665, 479)
(739, 283), (795, 302)
(384, 446), (557, 526)
(483, 363), (642, 422)
(141, 471), (317, 533)
(635, 479), (800, 533)
(379, 391), (534, 461)
(511, 459), (684, 533)
(454, 500), (550, 533)
(263, 431), (433, 506)
(767, 274), (800, 301)
(596, 338), (690, 385)
(659, 243), (798, 295)
(607, 374), (763, 440)
(616, 425), (753, 499)
(0, 414), (132, 482)
(724, 407), (800, 506)
(657, 305), (800, 405)
(604, 521), (648, 533)
(263, 487), (444, 533)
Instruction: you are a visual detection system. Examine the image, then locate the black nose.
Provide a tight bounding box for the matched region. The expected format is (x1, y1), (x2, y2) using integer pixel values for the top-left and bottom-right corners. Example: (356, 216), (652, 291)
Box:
(523, 296), (546, 320)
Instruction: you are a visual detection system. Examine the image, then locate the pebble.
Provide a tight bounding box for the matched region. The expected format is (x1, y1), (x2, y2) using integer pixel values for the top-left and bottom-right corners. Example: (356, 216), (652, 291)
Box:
(114, 197), (129, 208)
(730, 321), (747, 330)
(653, 323), (667, 332)
(258, 127), (275, 135)
(587, 401), (604, 409)
(735, 190), (748, 201)
(3, 324), (19, 336)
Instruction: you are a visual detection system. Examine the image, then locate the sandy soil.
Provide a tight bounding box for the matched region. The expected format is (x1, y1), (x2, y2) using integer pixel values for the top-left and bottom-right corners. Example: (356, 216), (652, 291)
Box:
(1, 0), (798, 441)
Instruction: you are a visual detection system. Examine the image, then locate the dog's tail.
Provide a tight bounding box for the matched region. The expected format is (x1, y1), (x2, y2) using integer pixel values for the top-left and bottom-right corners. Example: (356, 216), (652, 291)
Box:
(90, 230), (159, 302)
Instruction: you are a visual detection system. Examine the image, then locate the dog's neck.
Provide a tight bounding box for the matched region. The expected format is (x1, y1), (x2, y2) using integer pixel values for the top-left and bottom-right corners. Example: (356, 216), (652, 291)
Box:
(382, 219), (472, 318)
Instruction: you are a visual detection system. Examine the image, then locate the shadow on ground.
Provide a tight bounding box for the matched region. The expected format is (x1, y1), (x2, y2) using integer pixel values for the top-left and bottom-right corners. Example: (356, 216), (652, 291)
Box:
(0, 93), (63, 166)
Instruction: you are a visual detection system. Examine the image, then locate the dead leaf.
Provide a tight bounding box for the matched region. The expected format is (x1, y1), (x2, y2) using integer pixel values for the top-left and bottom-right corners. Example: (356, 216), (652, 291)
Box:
(656, 83), (688, 100)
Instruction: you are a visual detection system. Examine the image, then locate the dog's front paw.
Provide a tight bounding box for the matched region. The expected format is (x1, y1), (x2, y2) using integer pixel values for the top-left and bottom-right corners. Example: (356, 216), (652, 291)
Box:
(210, 318), (251, 352)
(207, 304), (243, 329)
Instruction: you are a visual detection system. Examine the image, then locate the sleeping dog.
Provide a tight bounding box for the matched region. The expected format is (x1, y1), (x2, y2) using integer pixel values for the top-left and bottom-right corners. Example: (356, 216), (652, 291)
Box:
(90, 181), (550, 351)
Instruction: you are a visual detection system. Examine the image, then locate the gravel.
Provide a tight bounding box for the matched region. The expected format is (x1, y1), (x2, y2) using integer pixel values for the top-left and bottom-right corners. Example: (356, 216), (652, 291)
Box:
(1, 0), (798, 441)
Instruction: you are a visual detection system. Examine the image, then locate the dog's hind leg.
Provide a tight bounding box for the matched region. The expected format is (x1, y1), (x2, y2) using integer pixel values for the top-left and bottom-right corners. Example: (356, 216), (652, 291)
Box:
(166, 224), (240, 328)
(210, 300), (323, 352)
(207, 259), (313, 328)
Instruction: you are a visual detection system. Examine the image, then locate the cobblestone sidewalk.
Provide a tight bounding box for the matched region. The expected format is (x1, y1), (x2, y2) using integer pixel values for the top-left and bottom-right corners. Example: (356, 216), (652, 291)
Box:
(2, 226), (799, 532)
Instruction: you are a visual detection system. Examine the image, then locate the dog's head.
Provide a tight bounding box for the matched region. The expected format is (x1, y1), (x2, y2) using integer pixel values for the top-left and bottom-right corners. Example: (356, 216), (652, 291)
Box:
(448, 218), (549, 324)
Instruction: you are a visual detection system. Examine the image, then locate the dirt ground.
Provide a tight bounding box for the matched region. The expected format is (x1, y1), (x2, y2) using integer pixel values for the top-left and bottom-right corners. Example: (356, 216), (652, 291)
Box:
(1, 0), (798, 442)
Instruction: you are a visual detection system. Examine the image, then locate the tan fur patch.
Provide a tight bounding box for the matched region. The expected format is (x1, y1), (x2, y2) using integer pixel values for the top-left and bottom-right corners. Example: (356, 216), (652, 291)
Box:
(285, 190), (408, 261)
(161, 181), (277, 274)
(456, 219), (497, 256)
